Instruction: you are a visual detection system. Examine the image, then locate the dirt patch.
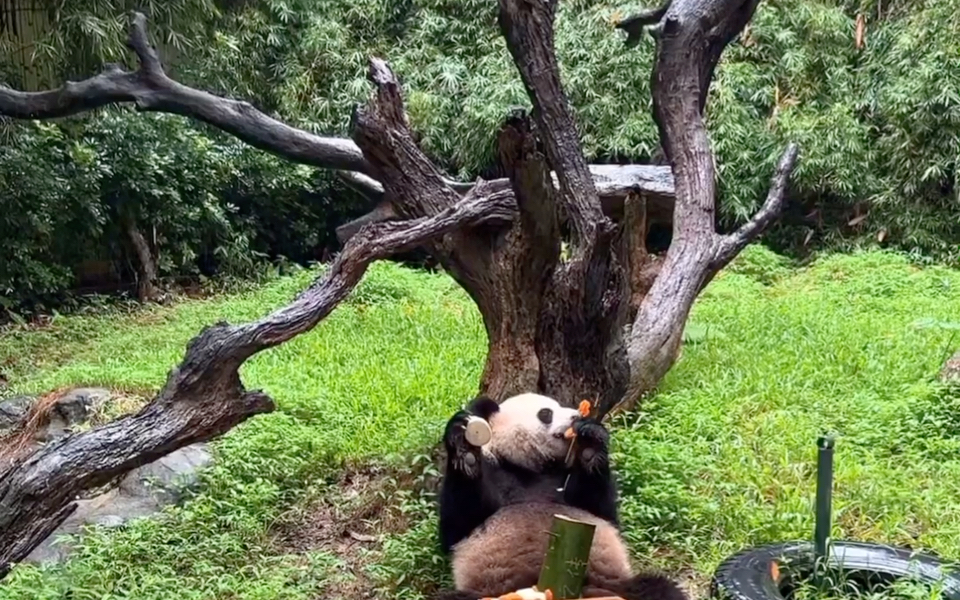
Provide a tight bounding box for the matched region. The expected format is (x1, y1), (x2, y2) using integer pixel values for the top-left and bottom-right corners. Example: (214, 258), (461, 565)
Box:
(268, 454), (704, 600)
(270, 460), (439, 599)
(676, 570), (711, 600)
(640, 547), (712, 600)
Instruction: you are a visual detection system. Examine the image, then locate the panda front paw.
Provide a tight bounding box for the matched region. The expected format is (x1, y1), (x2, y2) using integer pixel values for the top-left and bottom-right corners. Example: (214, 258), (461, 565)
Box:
(444, 410), (483, 478)
(572, 417), (609, 473)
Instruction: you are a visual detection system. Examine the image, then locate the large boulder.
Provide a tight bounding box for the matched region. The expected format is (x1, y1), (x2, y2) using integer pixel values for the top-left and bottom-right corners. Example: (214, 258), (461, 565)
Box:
(24, 442), (214, 565)
(118, 442), (214, 505)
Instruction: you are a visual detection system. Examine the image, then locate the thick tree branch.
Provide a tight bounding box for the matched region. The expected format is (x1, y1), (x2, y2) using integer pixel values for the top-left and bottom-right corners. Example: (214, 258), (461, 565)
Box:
(0, 13), (369, 174)
(715, 142), (799, 267)
(337, 163), (677, 244)
(335, 199), (396, 244)
(616, 3), (670, 46)
(496, 0), (625, 386)
(336, 170), (386, 201)
(352, 58), (461, 219)
(348, 56), (516, 349)
(0, 176), (508, 578)
(498, 0), (610, 256)
(479, 110), (561, 398)
(617, 0), (799, 413)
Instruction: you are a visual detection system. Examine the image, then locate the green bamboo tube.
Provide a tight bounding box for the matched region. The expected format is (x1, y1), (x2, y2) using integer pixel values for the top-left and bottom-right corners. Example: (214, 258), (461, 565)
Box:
(537, 514), (597, 599)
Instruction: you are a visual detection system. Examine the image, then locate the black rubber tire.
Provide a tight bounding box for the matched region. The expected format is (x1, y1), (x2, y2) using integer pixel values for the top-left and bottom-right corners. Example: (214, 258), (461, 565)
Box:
(711, 541), (960, 600)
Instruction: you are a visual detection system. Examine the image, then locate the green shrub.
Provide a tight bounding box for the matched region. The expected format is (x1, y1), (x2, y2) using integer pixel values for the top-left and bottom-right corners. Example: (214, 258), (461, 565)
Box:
(6, 0), (960, 314)
(0, 110), (367, 315)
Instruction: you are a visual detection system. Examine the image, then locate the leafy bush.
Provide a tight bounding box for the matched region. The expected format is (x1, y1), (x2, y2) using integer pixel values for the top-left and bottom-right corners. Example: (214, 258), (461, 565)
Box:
(185, 0), (960, 260)
(5, 0), (960, 311)
(726, 244), (795, 285)
(0, 110), (366, 315)
(0, 121), (103, 311)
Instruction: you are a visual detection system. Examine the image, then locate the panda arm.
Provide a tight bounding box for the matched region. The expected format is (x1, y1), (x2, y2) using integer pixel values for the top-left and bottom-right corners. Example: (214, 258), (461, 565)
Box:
(438, 397), (500, 554)
(563, 418), (620, 526)
(439, 463), (496, 553)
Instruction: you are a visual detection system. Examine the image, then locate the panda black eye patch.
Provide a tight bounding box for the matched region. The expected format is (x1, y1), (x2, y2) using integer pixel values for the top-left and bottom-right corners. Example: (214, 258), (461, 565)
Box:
(537, 408), (553, 425)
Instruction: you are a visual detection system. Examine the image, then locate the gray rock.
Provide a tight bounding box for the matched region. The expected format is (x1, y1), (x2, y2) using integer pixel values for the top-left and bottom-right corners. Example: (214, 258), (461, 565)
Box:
(0, 395), (34, 431)
(119, 443), (214, 503)
(23, 442), (215, 566)
(52, 387), (112, 426)
(0, 387), (113, 439)
(0, 387), (111, 438)
(91, 514), (127, 529)
(35, 387), (113, 441)
(24, 488), (161, 564)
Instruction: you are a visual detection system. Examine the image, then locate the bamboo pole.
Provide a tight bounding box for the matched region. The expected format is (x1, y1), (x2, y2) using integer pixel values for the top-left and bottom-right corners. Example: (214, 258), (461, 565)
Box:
(537, 515), (596, 599)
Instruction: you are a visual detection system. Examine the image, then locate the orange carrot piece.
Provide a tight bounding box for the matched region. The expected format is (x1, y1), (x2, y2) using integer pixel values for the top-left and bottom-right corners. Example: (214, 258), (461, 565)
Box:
(578, 399), (591, 417)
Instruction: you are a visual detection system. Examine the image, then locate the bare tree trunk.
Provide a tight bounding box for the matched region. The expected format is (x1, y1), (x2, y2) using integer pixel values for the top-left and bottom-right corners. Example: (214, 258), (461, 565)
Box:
(119, 211), (160, 303)
(0, 0), (799, 571)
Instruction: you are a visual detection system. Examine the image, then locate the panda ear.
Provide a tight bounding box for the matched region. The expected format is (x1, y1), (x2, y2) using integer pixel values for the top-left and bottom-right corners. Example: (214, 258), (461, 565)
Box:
(466, 396), (500, 419)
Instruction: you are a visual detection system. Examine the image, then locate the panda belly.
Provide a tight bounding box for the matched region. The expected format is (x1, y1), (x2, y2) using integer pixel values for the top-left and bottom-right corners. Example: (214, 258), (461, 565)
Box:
(451, 502), (633, 596)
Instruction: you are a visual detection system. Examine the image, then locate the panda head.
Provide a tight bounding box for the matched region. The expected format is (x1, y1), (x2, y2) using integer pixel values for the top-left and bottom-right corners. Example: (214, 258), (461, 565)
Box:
(484, 392), (581, 471)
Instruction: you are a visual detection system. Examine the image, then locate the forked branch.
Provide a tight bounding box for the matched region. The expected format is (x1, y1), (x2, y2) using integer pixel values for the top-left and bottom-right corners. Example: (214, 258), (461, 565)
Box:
(616, 3), (670, 45)
(619, 0), (800, 411)
(715, 142), (799, 267)
(352, 58), (463, 219)
(497, 0), (610, 257)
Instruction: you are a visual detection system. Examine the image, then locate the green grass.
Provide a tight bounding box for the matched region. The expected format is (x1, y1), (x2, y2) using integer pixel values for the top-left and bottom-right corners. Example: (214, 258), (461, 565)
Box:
(786, 566), (947, 600)
(2, 248), (960, 599)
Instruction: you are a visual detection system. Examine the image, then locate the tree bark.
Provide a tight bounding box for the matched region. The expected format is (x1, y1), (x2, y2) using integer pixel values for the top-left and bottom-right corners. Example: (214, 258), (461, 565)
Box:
(119, 211), (160, 303)
(0, 0), (800, 571)
(618, 0), (799, 412)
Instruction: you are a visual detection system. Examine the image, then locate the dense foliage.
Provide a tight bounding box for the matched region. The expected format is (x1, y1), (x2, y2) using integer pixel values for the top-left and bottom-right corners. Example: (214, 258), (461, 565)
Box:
(0, 112), (364, 313)
(1, 0), (959, 313)
(184, 0), (960, 258)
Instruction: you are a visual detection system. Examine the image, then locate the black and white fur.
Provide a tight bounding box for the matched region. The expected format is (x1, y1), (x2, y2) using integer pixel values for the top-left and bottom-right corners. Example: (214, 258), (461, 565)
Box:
(434, 393), (687, 600)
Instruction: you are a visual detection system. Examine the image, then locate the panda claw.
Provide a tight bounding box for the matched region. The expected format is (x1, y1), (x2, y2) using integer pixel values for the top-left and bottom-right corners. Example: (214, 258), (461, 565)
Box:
(571, 418), (609, 472)
(444, 411), (483, 477)
(573, 417), (609, 446)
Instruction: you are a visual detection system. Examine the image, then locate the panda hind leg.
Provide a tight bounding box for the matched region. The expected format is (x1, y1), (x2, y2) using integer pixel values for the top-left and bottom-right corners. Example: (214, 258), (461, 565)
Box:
(607, 573), (689, 600)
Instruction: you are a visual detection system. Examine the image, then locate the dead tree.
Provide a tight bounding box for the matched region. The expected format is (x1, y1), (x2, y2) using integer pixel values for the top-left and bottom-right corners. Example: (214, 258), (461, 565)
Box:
(0, 0), (797, 576)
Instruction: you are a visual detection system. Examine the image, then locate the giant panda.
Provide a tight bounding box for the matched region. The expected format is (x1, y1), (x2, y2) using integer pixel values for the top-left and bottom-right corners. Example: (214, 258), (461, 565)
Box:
(433, 392), (688, 600)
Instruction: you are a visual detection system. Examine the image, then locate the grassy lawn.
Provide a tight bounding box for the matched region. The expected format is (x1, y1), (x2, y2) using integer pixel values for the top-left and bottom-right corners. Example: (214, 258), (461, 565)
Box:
(2, 247), (960, 600)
